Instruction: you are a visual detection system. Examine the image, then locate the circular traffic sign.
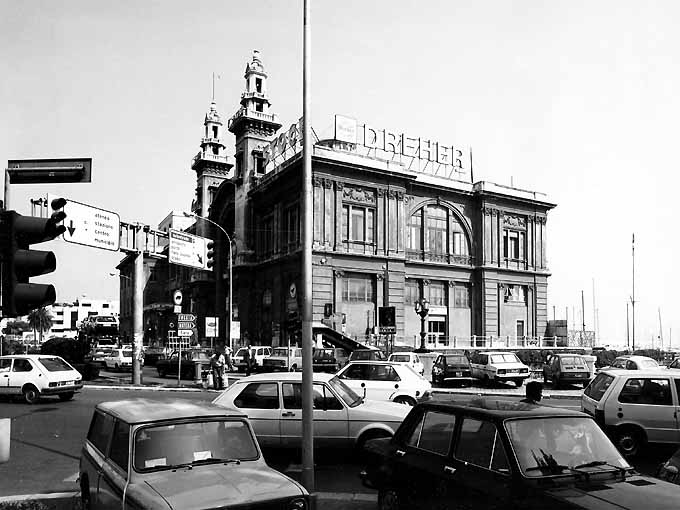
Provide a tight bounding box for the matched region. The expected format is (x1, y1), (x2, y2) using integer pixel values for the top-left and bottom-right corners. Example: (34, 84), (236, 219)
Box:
(173, 290), (183, 305)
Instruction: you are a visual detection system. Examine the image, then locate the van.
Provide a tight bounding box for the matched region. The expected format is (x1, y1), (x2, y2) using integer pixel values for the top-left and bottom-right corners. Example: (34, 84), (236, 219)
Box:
(581, 368), (680, 456)
(232, 346), (272, 372)
(262, 346), (303, 371)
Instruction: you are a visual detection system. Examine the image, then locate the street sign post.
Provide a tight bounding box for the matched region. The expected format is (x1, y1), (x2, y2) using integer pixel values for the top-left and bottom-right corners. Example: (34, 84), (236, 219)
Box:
(48, 194), (120, 251)
(378, 306), (396, 335)
(169, 229), (213, 270)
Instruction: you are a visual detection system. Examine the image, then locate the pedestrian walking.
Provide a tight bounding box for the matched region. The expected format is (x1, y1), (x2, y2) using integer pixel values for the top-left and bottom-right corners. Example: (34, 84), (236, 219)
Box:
(243, 345), (252, 376)
(210, 348), (225, 390)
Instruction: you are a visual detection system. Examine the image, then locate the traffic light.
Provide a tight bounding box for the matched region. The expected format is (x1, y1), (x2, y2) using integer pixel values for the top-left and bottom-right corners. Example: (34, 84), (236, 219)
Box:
(206, 240), (215, 270)
(0, 198), (66, 317)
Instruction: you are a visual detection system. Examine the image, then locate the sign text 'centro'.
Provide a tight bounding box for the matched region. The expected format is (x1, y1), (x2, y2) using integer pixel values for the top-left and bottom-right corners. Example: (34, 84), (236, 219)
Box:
(48, 194), (120, 252)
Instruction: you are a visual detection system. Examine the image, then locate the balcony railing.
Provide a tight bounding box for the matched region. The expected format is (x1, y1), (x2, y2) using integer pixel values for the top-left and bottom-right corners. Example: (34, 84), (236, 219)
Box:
(355, 334), (564, 350)
(406, 249), (472, 265)
(228, 107), (279, 128)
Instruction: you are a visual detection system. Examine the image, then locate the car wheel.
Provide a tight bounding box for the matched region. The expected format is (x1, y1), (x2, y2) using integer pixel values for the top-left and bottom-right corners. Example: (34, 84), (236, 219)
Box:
(393, 396), (416, 406)
(515, 378), (524, 388)
(80, 476), (91, 510)
(290, 364), (298, 372)
(553, 376), (561, 389)
(616, 427), (643, 457)
(114, 363), (120, 371)
(378, 489), (402, 510)
(157, 368), (166, 378)
(22, 385), (40, 405)
(356, 429), (392, 461)
(58, 392), (74, 402)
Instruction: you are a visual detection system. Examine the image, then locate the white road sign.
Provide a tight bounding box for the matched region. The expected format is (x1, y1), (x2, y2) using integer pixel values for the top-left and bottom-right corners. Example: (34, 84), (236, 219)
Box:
(169, 229), (212, 270)
(177, 329), (193, 337)
(49, 194), (120, 251)
(206, 317), (218, 338)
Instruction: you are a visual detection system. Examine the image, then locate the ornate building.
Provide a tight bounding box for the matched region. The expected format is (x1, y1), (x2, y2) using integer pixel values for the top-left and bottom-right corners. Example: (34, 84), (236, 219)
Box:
(202, 51), (556, 350)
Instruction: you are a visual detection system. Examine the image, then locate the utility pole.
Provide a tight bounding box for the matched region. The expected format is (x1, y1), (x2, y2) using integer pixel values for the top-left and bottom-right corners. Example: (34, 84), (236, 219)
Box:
(631, 233), (636, 351)
(592, 278), (597, 344)
(658, 308), (663, 352)
(132, 224), (144, 385)
(626, 302), (629, 348)
(581, 290), (586, 346)
(300, 0), (315, 494)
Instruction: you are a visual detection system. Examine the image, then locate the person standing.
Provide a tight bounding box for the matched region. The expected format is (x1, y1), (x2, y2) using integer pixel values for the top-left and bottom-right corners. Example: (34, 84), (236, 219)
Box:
(210, 348), (225, 390)
(243, 345), (252, 377)
(520, 381), (543, 404)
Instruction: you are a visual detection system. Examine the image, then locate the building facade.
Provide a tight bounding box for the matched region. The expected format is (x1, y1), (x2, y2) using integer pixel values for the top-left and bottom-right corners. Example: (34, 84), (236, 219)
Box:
(48, 298), (119, 338)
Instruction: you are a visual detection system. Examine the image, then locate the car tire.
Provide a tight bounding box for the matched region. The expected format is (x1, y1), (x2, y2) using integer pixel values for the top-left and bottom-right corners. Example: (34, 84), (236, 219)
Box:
(616, 427), (643, 457)
(80, 476), (91, 510)
(378, 488), (402, 510)
(58, 392), (74, 402)
(114, 363), (120, 371)
(157, 368), (166, 378)
(515, 378), (524, 388)
(356, 429), (392, 461)
(22, 385), (40, 405)
(393, 396), (416, 406)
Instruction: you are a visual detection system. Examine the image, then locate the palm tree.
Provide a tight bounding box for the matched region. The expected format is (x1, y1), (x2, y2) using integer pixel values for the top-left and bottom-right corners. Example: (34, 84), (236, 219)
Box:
(27, 307), (54, 346)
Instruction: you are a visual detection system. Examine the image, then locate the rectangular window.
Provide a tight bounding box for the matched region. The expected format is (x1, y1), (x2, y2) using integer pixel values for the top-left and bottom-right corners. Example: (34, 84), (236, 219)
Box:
(405, 279), (420, 306)
(516, 320), (525, 338)
(109, 421), (130, 471)
(255, 155), (265, 175)
(342, 275), (375, 302)
(406, 411), (456, 456)
(87, 411), (115, 455)
(428, 282), (447, 307)
(503, 230), (526, 261)
(618, 378), (672, 406)
(409, 213), (422, 250)
(454, 286), (470, 308)
(212, 126), (218, 138)
(351, 208), (365, 241)
(255, 78), (262, 93)
(455, 418), (510, 473)
(427, 216), (447, 254)
(504, 285), (526, 304)
(285, 205), (299, 251)
(342, 204), (375, 244)
(342, 205), (349, 241)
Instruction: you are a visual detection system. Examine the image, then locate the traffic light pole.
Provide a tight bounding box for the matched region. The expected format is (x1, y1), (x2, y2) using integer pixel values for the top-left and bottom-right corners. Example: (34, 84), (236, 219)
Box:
(132, 224), (144, 385)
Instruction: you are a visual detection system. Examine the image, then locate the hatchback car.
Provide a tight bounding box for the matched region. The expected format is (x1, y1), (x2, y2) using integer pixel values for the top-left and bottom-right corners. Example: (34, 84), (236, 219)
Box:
(582, 369), (680, 456)
(431, 353), (473, 387)
(336, 361), (431, 406)
(102, 348), (137, 371)
(348, 348), (387, 362)
(543, 353), (591, 388)
(212, 372), (409, 450)
(79, 399), (308, 510)
(388, 352), (424, 376)
(469, 351), (530, 387)
(0, 354), (83, 404)
(601, 355), (660, 371)
(312, 347), (348, 372)
(361, 398), (680, 510)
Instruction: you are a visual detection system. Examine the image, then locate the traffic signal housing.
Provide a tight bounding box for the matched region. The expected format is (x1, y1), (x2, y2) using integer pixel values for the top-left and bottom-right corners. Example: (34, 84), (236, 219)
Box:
(206, 240), (215, 270)
(1, 199), (66, 317)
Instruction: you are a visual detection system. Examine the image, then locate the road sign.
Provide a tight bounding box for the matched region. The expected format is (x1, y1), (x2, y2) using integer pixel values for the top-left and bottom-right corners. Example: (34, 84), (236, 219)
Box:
(8, 158), (92, 184)
(173, 290), (183, 305)
(378, 306), (396, 335)
(178, 321), (195, 330)
(177, 329), (193, 337)
(230, 320), (240, 341)
(48, 194), (120, 251)
(206, 317), (218, 338)
(177, 314), (196, 322)
(169, 229), (212, 270)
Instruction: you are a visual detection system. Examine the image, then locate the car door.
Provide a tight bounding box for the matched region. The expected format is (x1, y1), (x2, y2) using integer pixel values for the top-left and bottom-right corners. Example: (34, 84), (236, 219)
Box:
(451, 416), (513, 509)
(338, 363), (371, 396)
(280, 382), (349, 447)
(366, 364), (403, 401)
(97, 419), (130, 510)
(230, 381), (281, 447)
(7, 358), (38, 396)
(382, 407), (458, 509)
(0, 359), (12, 394)
(611, 376), (679, 443)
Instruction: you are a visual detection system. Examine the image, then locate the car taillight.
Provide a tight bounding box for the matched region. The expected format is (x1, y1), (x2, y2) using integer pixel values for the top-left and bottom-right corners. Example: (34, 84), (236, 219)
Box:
(521, 368), (528, 373)
(497, 369), (506, 375)
(49, 382), (57, 387)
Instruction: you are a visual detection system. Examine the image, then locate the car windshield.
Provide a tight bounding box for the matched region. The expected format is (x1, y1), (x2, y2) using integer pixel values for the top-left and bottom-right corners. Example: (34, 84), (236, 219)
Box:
(490, 354), (520, 364)
(38, 357), (74, 372)
(505, 417), (631, 478)
(272, 348), (291, 356)
(328, 376), (363, 407)
(134, 419), (258, 472)
(122, 350), (133, 357)
(390, 354), (410, 363)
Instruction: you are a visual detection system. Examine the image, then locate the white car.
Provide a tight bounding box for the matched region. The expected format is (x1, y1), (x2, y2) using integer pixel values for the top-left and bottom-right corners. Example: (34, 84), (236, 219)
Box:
(232, 345), (272, 372)
(0, 355), (83, 404)
(469, 351), (530, 387)
(335, 361), (432, 406)
(103, 348), (139, 371)
(388, 352), (425, 376)
(262, 346), (303, 372)
(212, 372), (409, 449)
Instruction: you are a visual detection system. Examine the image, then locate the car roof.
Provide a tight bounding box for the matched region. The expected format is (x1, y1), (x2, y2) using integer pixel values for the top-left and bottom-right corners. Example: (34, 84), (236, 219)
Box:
(231, 372), (335, 383)
(96, 399), (247, 424)
(481, 351), (519, 355)
(0, 354), (66, 360)
(420, 398), (586, 420)
(602, 368), (672, 377)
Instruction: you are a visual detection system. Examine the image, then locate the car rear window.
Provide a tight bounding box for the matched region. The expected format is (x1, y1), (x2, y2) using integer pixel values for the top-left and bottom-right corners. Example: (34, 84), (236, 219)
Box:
(38, 357), (74, 372)
(490, 354), (520, 364)
(561, 356), (586, 366)
(123, 350), (133, 357)
(449, 356), (468, 365)
(391, 354), (410, 363)
(639, 359), (659, 369)
(584, 373), (614, 401)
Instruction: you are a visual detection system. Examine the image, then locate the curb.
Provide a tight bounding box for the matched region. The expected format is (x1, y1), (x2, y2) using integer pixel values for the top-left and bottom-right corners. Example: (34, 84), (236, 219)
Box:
(431, 388), (581, 400)
(84, 384), (220, 393)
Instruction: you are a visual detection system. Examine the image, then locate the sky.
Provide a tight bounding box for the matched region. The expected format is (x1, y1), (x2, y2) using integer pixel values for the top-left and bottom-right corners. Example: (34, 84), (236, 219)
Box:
(1, 1), (678, 348)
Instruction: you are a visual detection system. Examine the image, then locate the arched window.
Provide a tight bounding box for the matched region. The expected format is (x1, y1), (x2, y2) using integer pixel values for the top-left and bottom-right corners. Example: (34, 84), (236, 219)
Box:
(407, 205), (470, 264)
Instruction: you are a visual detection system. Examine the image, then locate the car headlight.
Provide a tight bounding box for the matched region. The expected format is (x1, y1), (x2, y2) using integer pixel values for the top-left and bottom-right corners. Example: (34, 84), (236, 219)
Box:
(287, 497), (307, 510)
(497, 369), (506, 375)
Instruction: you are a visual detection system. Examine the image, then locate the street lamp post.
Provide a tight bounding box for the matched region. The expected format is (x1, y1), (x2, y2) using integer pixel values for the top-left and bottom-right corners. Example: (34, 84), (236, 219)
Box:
(184, 212), (233, 352)
(413, 298), (430, 353)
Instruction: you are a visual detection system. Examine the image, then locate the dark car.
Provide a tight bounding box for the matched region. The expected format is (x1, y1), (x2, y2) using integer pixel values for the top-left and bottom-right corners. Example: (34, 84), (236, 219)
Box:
(312, 347), (348, 372)
(431, 353), (472, 387)
(348, 348), (386, 362)
(542, 353), (591, 388)
(156, 349), (211, 379)
(361, 398), (680, 510)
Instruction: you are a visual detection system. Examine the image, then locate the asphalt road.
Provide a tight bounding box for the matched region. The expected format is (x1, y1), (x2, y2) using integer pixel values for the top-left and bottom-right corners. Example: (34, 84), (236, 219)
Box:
(0, 377), (676, 499)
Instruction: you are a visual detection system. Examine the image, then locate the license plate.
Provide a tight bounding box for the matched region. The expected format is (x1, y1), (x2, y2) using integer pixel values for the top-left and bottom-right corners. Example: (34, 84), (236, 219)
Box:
(455, 372), (462, 377)
(508, 369), (518, 374)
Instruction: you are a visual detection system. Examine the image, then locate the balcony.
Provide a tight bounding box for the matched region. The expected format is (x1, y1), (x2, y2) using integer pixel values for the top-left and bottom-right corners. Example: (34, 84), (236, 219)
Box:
(228, 107), (279, 129)
(241, 91), (266, 100)
(406, 249), (472, 265)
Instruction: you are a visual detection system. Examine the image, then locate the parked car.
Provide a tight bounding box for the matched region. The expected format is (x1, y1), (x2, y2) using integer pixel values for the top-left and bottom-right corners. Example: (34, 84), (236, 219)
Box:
(212, 372), (409, 450)
(582, 369), (680, 456)
(0, 354), (83, 404)
(469, 351), (530, 387)
(79, 399), (308, 510)
(600, 355), (660, 371)
(431, 353), (473, 387)
(543, 353), (591, 388)
(156, 349), (210, 379)
(336, 361), (431, 406)
(312, 347), (348, 372)
(388, 352), (424, 376)
(348, 348), (387, 363)
(262, 346), (303, 372)
(360, 398), (680, 510)
(669, 358), (680, 370)
(102, 348), (140, 371)
(232, 345), (272, 372)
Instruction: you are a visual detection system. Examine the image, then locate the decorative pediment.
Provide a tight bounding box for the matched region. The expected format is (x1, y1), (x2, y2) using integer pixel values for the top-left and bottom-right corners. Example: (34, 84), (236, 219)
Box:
(342, 186), (376, 205)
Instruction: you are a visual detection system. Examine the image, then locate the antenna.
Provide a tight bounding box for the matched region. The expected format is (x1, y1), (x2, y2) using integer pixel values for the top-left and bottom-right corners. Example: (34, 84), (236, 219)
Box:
(212, 72), (215, 101)
(658, 308), (663, 351)
(469, 147), (474, 183)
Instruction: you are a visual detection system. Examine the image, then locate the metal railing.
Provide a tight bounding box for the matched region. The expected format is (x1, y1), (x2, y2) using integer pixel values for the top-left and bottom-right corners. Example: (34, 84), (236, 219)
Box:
(353, 334), (564, 351)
